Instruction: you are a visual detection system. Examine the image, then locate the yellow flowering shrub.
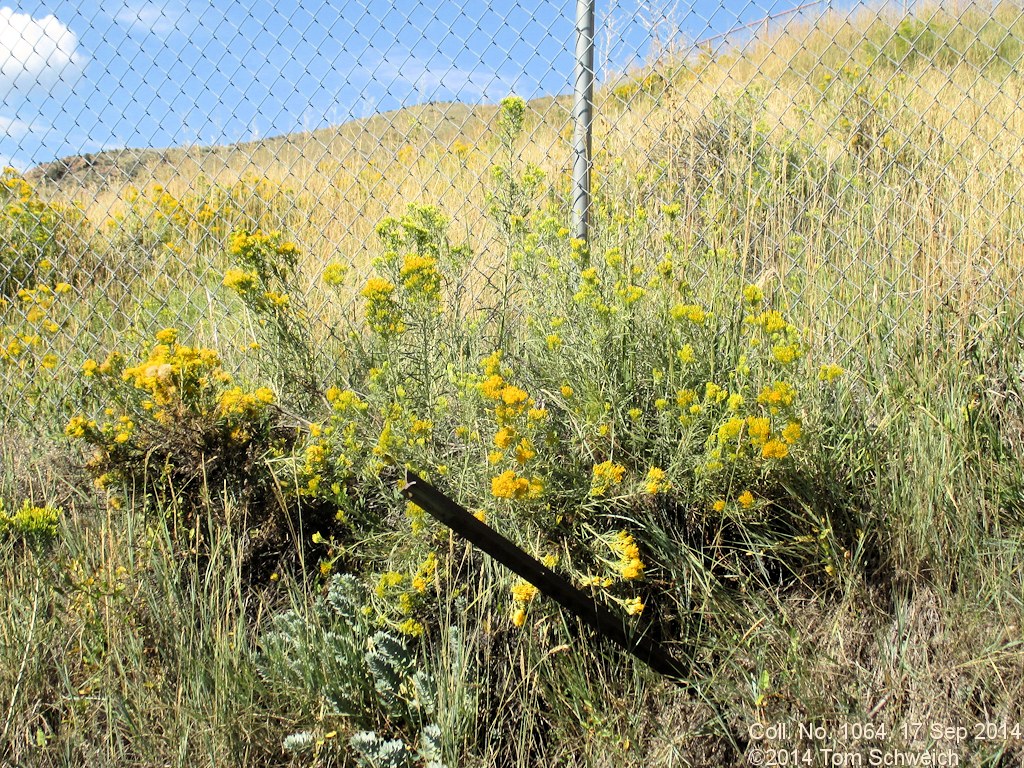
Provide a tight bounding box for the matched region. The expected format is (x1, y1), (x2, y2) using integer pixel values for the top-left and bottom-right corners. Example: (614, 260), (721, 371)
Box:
(64, 329), (335, 578)
(0, 499), (62, 547)
(0, 168), (86, 298)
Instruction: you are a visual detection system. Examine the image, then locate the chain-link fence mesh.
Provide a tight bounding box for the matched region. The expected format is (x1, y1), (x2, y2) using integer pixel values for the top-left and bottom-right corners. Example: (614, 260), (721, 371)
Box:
(2, 0), (1023, 430)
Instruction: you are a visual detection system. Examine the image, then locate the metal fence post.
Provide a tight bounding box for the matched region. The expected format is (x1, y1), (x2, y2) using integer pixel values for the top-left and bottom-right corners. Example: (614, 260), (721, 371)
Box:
(572, 0), (596, 243)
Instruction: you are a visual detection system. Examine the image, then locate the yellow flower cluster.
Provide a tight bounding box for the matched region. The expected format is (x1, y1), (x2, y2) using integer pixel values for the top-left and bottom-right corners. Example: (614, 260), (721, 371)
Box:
(361, 276), (401, 334)
(112, 415), (134, 444)
(227, 229), (299, 263)
(514, 438), (536, 464)
(623, 597), (645, 616)
(713, 489), (758, 513)
(644, 466), (668, 494)
(615, 282), (646, 305)
(376, 571), (404, 597)
(573, 266), (609, 314)
(412, 552), (437, 593)
(494, 426), (515, 449)
(670, 303), (708, 324)
(217, 386), (274, 419)
(65, 415), (97, 439)
(747, 310), (791, 335)
(478, 352), (547, 497)
(510, 580), (541, 628)
(2, 167), (33, 200)
(491, 470), (536, 499)
(322, 262), (347, 286)
(715, 413), (801, 461)
(757, 381), (797, 411)
(0, 283), (69, 368)
(121, 339), (225, 409)
(819, 363), (844, 382)
(591, 460), (626, 497)
(0, 499), (62, 543)
(326, 386), (367, 413)
(772, 343), (801, 365)
(404, 501), (429, 535)
(264, 290), (290, 308)
(222, 268), (257, 293)
(609, 531), (645, 580)
(512, 581), (540, 603)
(399, 254), (441, 301)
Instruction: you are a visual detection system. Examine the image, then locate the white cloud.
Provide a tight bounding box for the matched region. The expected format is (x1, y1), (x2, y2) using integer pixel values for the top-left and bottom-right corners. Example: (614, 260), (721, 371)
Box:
(0, 8), (85, 96)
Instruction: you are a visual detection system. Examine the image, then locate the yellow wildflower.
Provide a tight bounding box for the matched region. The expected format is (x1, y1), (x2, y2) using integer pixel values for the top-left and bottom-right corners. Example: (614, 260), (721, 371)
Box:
(361, 277), (399, 333)
(514, 438), (536, 464)
(222, 268), (257, 293)
(491, 470), (530, 499)
(717, 417), (745, 443)
(528, 407), (548, 421)
(746, 416), (771, 445)
(494, 426), (515, 449)
(782, 421), (802, 444)
(400, 254), (440, 299)
(705, 382), (726, 402)
(670, 303), (707, 324)
(772, 344), (801, 365)
(322, 262), (347, 286)
(624, 597), (645, 616)
(64, 415), (96, 439)
(262, 290), (289, 308)
(481, 350), (503, 375)
(757, 381), (796, 410)
(480, 374), (505, 400)
(819, 363), (843, 382)
(500, 385), (529, 407)
(644, 467), (668, 495)
(512, 582), (539, 603)
(399, 619), (424, 637)
(761, 439), (789, 459)
(591, 461), (626, 496)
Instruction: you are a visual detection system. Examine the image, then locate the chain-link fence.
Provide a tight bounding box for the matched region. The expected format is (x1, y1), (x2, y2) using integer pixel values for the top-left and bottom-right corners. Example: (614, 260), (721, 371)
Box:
(2, 0), (1023, 429)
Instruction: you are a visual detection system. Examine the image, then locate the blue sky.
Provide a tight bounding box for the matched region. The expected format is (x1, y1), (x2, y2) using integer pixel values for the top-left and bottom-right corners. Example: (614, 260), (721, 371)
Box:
(0, 0), (816, 168)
